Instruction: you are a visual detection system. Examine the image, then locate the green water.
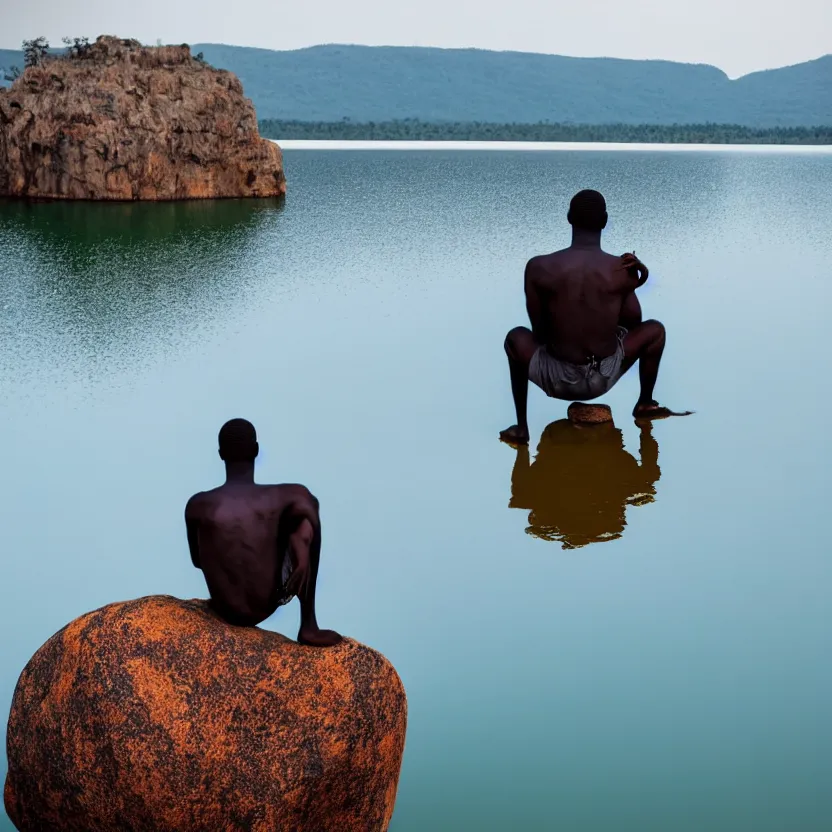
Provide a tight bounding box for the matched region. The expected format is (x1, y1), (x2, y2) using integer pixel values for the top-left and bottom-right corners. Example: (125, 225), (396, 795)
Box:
(1, 149), (831, 830)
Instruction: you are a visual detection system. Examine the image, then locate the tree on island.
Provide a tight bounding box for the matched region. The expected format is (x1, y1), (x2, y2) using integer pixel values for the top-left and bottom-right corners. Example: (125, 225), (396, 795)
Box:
(61, 36), (92, 59)
(22, 37), (50, 68)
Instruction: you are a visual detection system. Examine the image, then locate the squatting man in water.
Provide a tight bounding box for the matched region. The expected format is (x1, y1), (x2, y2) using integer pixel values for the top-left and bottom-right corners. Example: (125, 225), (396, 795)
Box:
(500, 189), (688, 445)
(185, 418), (342, 647)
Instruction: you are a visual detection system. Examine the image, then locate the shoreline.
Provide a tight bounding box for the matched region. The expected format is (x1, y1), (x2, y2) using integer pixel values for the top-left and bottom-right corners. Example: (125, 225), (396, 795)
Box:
(273, 139), (832, 153)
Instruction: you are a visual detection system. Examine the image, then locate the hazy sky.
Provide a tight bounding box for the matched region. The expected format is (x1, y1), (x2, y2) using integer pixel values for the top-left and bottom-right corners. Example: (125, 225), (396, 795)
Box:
(2, 0), (829, 77)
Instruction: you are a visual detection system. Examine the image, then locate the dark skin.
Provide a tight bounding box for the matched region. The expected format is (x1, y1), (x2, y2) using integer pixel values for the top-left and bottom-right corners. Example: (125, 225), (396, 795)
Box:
(501, 221), (681, 445)
(185, 453), (342, 647)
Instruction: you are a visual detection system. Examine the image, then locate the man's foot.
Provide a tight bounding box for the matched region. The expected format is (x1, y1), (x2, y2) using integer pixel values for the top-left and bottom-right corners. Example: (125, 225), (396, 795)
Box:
(633, 400), (694, 420)
(500, 425), (530, 445)
(298, 625), (343, 647)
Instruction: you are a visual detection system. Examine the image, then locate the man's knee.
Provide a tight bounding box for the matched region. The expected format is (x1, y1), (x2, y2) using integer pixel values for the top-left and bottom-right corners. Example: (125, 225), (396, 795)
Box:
(504, 326), (532, 357)
(645, 319), (666, 345)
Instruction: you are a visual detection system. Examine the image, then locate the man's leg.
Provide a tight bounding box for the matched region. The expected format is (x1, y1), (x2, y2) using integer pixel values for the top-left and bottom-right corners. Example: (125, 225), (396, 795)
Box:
(621, 320), (671, 418)
(288, 519), (342, 647)
(500, 326), (538, 445)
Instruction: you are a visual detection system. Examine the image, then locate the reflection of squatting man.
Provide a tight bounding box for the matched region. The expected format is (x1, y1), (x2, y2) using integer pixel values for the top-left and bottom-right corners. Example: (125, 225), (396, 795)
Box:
(501, 189), (683, 446)
(185, 419), (342, 647)
(508, 419), (661, 549)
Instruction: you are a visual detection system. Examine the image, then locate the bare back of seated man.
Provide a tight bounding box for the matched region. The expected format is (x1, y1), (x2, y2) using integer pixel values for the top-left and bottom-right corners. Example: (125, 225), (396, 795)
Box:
(500, 189), (682, 446)
(185, 418), (342, 647)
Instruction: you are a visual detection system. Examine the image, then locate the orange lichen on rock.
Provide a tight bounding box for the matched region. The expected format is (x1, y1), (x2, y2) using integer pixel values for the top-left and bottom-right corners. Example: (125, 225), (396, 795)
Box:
(0, 36), (286, 200)
(4, 596), (407, 831)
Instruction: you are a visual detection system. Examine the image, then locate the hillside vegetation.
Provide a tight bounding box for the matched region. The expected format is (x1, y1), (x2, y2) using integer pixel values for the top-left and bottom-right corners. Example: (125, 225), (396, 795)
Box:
(259, 120), (832, 144)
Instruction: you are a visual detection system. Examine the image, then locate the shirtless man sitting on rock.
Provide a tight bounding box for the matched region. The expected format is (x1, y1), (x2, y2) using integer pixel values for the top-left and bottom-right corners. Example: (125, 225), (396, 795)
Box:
(185, 418), (342, 646)
(500, 189), (685, 445)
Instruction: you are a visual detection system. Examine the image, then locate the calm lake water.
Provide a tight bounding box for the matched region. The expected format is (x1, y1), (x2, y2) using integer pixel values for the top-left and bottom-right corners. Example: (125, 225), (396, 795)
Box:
(1, 148), (831, 830)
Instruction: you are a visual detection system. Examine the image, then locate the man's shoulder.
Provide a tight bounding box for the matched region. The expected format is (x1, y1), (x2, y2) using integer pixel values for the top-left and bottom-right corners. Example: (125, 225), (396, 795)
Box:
(186, 484), (229, 504)
(185, 490), (209, 516)
(599, 248), (626, 267)
(527, 249), (568, 267)
(525, 251), (558, 281)
(261, 483), (318, 503)
(526, 250), (573, 287)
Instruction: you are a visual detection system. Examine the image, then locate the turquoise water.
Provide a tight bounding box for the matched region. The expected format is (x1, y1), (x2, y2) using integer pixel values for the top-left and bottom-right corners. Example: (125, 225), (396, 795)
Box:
(1, 148), (831, 830)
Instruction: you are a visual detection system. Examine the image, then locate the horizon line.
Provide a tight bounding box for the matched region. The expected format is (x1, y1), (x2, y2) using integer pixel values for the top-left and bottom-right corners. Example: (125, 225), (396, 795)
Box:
(272, 138), (832, 153)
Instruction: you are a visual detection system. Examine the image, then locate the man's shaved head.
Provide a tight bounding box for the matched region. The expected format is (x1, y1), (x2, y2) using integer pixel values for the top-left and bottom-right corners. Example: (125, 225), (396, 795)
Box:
(568, 189), (608, 232)
(218, 418), (259, 463)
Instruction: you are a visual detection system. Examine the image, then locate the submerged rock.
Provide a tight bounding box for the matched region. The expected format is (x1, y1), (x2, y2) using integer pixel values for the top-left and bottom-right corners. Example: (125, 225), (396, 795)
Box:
(567, 402), (614, 425)
(0, 36), (285, 200)
(4, 595), (407, 831)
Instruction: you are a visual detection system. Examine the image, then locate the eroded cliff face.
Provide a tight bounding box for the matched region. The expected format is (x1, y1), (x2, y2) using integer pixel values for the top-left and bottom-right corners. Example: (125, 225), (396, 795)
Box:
(0, 36), (286, 200)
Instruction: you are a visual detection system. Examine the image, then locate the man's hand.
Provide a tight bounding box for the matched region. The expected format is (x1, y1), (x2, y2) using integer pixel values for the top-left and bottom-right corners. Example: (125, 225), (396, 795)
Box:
(619, 251), (649, 285)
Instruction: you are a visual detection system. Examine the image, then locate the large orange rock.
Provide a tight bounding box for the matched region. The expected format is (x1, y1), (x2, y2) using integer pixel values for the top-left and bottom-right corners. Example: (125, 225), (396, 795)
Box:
(4, 596), (407, 831)
(0, 36), (285, 200)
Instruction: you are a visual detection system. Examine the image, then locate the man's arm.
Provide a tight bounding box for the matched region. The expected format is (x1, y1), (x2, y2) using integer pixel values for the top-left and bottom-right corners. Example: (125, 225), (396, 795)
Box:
(184, 495), (202, 569)
(619, 290), (643, 330)
(616, 252), (647, 329)
(524, 260), (546, 342)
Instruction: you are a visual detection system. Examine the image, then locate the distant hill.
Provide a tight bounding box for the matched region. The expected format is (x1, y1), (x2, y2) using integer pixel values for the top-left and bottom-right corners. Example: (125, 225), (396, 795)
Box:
(192, 45), (832, 127)
(2, 44), (830, 126)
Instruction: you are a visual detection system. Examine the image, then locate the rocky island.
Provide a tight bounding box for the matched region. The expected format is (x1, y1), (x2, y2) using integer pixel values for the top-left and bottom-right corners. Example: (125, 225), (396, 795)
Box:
(0, 36), (286, 200)
(4, 595), (407, 831)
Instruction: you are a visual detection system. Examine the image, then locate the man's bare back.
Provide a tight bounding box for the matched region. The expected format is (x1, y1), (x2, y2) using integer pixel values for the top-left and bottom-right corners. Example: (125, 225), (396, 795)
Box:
(526, 246), (642, 365)
(186, 483), (315, 623)
(185, 419), (341, 647)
